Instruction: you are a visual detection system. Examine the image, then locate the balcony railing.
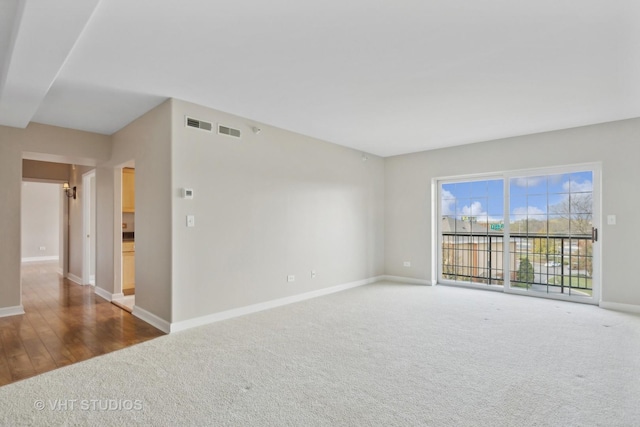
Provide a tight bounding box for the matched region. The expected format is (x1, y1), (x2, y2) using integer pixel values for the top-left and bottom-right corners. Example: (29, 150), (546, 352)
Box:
(442, 233), (593, 296)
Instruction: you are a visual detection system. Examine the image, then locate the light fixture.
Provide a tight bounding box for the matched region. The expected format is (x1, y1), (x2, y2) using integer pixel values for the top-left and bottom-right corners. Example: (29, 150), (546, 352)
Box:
(252, 126), (262, 134)
(63, 182), (76, 199)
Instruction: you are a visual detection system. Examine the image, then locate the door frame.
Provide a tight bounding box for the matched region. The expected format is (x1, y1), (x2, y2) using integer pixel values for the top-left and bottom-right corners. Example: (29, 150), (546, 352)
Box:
(82, 169), (96, 286)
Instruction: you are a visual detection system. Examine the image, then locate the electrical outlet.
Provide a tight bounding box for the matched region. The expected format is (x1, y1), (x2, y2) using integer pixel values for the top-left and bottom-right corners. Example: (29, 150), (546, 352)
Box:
(403, 261), (411, 267)
(607, 215), (616, 225)
(39, 246), (46, 251)
(287, 275), (295, 282)
(186, 215), (195, 227)
(311, 270), (316, 279)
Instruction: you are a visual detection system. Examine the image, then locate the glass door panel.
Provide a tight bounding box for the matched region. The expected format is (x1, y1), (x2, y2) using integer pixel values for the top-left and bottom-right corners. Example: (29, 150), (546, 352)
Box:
(440, 178), (504, 286)
(508, 171), (594, 298)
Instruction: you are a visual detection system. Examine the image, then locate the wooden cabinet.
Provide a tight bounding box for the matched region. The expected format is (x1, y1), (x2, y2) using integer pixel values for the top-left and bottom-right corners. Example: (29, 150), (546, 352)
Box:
(122, 168), (135, 213)
(123, 241), (135, 295)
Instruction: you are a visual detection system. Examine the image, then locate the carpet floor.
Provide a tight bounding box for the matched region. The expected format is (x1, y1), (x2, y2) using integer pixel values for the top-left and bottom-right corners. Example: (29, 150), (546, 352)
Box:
(1, 282), (639, 426)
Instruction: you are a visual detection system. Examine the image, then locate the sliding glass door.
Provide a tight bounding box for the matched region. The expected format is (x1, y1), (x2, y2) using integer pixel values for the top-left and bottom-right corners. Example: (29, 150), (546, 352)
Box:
(438, 165), (600, 303)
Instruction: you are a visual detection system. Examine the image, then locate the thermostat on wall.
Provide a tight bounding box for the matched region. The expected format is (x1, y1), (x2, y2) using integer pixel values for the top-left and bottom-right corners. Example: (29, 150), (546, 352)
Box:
(182, 188), (194, 199)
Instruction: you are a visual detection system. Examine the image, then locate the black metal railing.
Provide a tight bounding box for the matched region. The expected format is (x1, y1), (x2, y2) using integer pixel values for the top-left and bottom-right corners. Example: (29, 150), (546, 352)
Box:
(442, 233), (593, 296)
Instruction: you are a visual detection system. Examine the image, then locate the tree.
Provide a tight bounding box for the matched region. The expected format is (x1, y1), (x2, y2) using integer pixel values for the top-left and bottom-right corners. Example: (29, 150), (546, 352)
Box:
(550, 192), (592, 236)
(533, 238), (556, 256)
(517, 257), (534, 283)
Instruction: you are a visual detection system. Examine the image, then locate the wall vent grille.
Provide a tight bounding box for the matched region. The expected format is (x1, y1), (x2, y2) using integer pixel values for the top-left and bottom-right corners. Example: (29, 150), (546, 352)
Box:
(218, 124), (241, 138)
(185, 116), (213, 132)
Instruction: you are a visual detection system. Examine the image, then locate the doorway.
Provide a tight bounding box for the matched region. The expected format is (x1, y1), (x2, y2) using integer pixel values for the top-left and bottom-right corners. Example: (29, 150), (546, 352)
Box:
(112, 163), (136, 313)
(437, 164), (600, 304)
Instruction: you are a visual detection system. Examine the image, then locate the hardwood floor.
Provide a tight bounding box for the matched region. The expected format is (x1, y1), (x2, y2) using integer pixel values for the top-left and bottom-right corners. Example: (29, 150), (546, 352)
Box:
(0, 262), (164, 387)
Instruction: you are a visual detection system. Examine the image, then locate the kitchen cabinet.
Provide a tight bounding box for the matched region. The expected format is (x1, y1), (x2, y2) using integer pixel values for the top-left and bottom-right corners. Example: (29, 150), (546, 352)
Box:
(123, 240), (135, 295)
(122, 168), (135, 213)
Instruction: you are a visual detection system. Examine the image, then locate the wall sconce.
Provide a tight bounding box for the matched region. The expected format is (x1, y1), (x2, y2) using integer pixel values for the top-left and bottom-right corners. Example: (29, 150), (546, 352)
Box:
(63, 183), (76, 199)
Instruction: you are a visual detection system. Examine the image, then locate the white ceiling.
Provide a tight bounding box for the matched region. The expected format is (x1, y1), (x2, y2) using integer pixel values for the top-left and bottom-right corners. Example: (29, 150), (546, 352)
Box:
(1, 0), (639, 157)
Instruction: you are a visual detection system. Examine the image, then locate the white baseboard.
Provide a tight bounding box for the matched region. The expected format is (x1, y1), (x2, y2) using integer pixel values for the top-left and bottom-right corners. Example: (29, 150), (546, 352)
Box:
(66, 273), (83, 285)
(599, 301), (640, 314)
(169, 275), (384, 333)
(22, 256), (59, 263)
(94, 286), (114, 302)
(90, 275), (95, 286)
(133, 306), (171, 334)
(0, 305), (25, 318)
(381, 275), (432, 286)
(57, 267), (63, 275)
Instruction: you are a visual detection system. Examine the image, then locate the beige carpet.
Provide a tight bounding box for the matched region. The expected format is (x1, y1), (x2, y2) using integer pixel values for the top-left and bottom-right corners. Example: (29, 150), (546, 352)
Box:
(1, 281), (639, 426)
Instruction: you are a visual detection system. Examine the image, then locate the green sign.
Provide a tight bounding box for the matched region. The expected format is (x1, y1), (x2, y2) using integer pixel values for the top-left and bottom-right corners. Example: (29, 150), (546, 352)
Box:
(490, 223), (504, 231)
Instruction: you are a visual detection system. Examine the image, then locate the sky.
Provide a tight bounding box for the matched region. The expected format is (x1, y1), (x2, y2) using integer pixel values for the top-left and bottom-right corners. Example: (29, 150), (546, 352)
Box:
(441, 171), (593, 223)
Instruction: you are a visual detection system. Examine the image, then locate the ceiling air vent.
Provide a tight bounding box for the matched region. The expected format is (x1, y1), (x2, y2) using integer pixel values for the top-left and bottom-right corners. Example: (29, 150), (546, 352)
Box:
(185, 116), (213, 132)
(218, 124), (241, 138)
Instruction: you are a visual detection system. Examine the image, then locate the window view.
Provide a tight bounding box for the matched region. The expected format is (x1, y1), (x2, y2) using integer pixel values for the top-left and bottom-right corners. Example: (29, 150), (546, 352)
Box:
(440, 169), (595, 299)
(509, 172), (594, 297)
(441, 179), (505, 286)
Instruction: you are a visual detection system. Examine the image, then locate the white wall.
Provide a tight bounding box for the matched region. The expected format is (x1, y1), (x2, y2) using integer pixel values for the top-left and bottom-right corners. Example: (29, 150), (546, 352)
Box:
(385, 118), (640, 306)
(106, 100), (173, 321)
(103, 98), (386, 327)
(21, 182), (60, 261)
(170, 99), (385, 323)
(95, 166), (117, 295)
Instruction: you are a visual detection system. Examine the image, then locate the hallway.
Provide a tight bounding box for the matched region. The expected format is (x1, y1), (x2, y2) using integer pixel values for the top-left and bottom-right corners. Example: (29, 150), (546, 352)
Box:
(0, 262), (164, 386)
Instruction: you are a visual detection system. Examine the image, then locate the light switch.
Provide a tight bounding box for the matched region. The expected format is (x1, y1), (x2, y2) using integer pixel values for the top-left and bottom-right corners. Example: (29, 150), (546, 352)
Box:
(607, 215), (616, 225)
(186, 215), (195, 227)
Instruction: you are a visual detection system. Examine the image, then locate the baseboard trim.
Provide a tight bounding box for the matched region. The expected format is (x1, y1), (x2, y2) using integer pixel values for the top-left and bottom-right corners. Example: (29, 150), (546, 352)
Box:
(133, 306), (171, 334)
(599, 301), (640, 314)
(169, 275), (384, 333)
(94, 286), (113, 302)
(0, 305), (25, 318)
(381, 275), (432, 286)
(66, 273), (83, 285)
(22, 256), (59, 263)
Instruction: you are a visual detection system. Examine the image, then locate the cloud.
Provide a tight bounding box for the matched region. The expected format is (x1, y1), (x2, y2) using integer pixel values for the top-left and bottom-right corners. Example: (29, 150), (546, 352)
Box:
(441, 189), (502, 222)
(441, 189), (456, 215)
(459, 201), (503, 223)
(512, 177), (544, 188)
(563, 179), (592, 193)
(512, 206), (545, 216)
(460, 201), (485, 216)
